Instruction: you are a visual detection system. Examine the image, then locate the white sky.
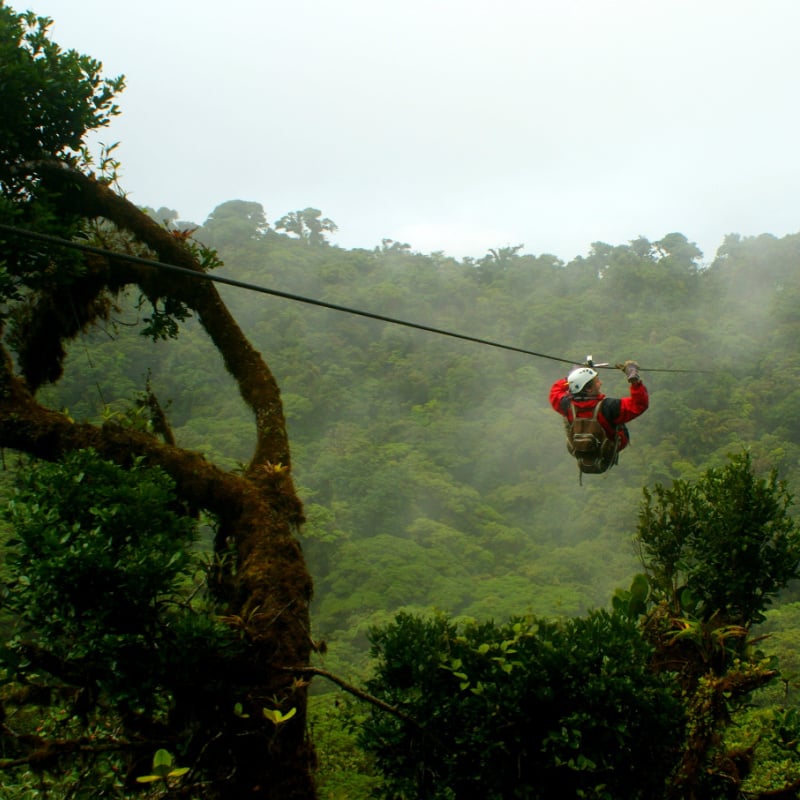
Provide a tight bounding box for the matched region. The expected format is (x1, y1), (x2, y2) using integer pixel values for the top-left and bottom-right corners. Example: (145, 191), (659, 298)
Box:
(20, 0), (800, 263)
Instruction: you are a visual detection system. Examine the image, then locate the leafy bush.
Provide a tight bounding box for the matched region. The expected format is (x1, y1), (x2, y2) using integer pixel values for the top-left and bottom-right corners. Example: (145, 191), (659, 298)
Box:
(0, 450), (243, 795)
(2, 450), (208, 699)
(359, 610), (682, 799)
(5, 449), (195, 636)
(638, 450), (800, 626)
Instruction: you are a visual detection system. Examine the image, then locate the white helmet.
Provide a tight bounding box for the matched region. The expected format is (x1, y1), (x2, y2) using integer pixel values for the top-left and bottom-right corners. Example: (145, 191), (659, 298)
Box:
(567, 366), (598, 394)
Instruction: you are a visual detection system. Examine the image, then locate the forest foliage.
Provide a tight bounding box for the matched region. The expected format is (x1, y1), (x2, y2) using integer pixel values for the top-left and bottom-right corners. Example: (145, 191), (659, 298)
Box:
(65, 203), (800, 667)
(40, 199), (800, 796)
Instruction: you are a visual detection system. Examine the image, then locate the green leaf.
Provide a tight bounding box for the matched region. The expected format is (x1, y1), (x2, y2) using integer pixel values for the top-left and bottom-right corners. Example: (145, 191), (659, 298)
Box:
(135, 774), (162, 784)
(263, 706), (297, 725)
(168, 767), (190, 778)
(151, 748), (173, 777)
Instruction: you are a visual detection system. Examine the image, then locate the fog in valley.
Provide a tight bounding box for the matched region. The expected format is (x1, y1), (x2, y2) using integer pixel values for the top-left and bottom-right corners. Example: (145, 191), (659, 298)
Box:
(46, 210), (800, 673)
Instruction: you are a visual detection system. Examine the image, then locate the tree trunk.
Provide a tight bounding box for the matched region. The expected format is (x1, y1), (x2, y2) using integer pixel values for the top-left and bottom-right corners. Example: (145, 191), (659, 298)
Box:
(0, 167), (317, 797)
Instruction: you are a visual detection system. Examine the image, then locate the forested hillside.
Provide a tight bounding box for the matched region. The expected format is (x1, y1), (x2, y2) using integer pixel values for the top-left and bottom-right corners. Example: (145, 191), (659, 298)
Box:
(45, 204), (800, 674)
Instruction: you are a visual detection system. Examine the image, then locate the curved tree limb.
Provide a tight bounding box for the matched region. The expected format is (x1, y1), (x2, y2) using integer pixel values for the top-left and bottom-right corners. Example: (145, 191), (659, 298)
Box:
(29, 160), (296, 479)
(0, 161), (317, 797)
(284, 666), (418, 727)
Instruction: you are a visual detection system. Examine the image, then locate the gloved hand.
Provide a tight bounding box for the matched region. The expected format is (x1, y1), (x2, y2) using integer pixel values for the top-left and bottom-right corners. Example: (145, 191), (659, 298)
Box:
(624, 360), (640, 384)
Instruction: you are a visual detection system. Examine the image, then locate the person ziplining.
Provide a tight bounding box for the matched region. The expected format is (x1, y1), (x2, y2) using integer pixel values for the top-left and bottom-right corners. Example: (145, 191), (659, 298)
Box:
(550, 359), (649, 481)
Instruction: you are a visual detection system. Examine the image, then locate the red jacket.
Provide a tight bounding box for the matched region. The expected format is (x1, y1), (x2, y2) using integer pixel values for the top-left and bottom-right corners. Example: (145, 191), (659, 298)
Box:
(549, 377), (649, 451)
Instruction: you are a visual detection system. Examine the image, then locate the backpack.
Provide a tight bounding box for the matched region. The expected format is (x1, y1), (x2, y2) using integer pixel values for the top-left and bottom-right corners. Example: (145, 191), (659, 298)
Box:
(564, 401), (619, 481)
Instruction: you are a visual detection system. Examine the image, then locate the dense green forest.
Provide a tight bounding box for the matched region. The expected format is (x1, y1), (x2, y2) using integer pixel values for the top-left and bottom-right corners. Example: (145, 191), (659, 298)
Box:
(40, 204), (800, 795)
(46, 208), (800, 667)
(5, 3), (800, 797)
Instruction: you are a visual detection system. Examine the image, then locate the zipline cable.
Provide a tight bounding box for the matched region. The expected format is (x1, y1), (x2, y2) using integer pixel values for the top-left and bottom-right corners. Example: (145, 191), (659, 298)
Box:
(0, 223), (708, 374)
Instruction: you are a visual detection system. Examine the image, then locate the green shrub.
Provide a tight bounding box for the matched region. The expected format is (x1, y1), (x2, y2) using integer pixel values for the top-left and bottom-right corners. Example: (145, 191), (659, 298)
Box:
(359, 610), (682, 800)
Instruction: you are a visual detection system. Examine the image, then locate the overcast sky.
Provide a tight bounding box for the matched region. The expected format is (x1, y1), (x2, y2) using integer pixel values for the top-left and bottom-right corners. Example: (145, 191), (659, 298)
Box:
(21, 0), (800, 263)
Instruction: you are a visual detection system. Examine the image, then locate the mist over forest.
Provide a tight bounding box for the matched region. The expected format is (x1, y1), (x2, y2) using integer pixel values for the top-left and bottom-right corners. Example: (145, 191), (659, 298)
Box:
(45, 201), (800, 675)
